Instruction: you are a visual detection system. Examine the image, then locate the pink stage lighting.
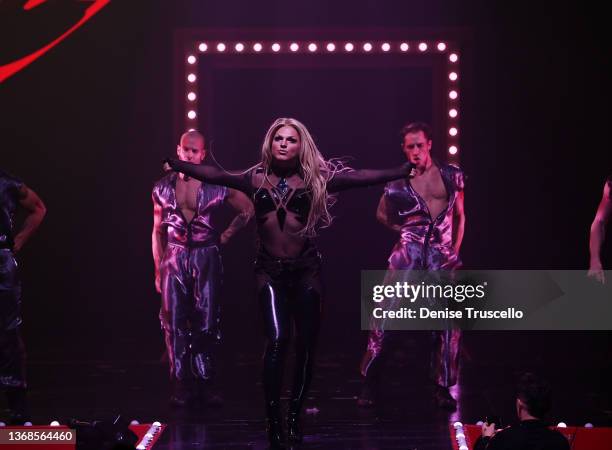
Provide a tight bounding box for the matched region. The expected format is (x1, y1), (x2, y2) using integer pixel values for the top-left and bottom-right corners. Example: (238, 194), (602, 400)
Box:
(182, 38), (463, 161)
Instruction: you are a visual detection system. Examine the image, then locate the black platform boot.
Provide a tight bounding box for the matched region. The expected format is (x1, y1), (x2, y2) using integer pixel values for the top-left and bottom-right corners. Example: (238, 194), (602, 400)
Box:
(6, 387), (29, 424)
(286, 400), (303, 444)
(266, 401), (286, 449)
(434, 384), (457, 411)
(170, 379), (193, 407)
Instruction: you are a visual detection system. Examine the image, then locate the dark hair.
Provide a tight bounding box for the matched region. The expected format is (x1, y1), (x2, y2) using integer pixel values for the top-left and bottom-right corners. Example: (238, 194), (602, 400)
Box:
(400, 122), (432, 142)
(517, 373), (552, 418)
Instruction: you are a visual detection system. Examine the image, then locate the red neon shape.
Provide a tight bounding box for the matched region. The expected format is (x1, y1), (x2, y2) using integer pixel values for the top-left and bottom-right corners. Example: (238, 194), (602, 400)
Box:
(0, 0), (111, 83)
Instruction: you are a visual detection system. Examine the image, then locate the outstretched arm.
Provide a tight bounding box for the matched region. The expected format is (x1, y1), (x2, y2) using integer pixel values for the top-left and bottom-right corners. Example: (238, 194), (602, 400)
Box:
(220, 189), (254, 245)
(164, 158), (253, 195)
(589, 181), (611, 283)
(326, 162), (413, 193)
(13, 185), (46, 253)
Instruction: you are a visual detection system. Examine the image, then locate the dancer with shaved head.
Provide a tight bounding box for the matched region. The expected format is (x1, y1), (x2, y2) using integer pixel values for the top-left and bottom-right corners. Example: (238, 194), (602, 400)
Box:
(152, 130), (253, 407)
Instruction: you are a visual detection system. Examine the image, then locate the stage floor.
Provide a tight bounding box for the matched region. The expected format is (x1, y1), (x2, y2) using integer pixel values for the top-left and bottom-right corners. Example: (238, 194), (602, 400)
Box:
(2, 332), (612, 449)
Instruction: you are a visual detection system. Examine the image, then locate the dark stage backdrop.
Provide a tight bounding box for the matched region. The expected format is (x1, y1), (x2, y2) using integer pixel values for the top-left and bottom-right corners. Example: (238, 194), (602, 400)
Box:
(0, 1), (610, 365)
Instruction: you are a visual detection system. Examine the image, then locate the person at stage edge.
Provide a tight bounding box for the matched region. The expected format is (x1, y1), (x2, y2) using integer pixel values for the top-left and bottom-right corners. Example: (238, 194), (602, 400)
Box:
(588, 174), (611, 283)
(0, 169), (46, 424)
(474, 373), (570, 450)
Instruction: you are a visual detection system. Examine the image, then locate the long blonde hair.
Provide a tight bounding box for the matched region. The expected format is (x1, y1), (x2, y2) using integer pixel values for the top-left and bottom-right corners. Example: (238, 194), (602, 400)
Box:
(259, 117), (349, 237)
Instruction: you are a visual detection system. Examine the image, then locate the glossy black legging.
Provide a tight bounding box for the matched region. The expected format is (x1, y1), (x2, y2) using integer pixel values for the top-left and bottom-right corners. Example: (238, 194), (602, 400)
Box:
(258, 275), (321, 415)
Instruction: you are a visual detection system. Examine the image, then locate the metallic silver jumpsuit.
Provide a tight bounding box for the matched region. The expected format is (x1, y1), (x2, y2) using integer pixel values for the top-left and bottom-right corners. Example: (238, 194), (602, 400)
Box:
(361, 163), (465, 388)
(152, 173), (227, 384)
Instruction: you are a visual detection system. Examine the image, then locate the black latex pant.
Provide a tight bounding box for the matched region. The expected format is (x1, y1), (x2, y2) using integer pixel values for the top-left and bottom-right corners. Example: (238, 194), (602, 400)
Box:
(256, 249), (322, 420)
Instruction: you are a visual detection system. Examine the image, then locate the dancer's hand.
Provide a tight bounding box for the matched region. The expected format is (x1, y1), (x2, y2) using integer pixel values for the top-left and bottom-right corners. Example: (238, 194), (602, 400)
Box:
(481, 422), (496, 437)
(220, 232), (230, 246)
(162, 158), (174, 172)
(588, 262), (605, 284)
(155, 273), (161, 293)
(13, 235), (24, 253)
